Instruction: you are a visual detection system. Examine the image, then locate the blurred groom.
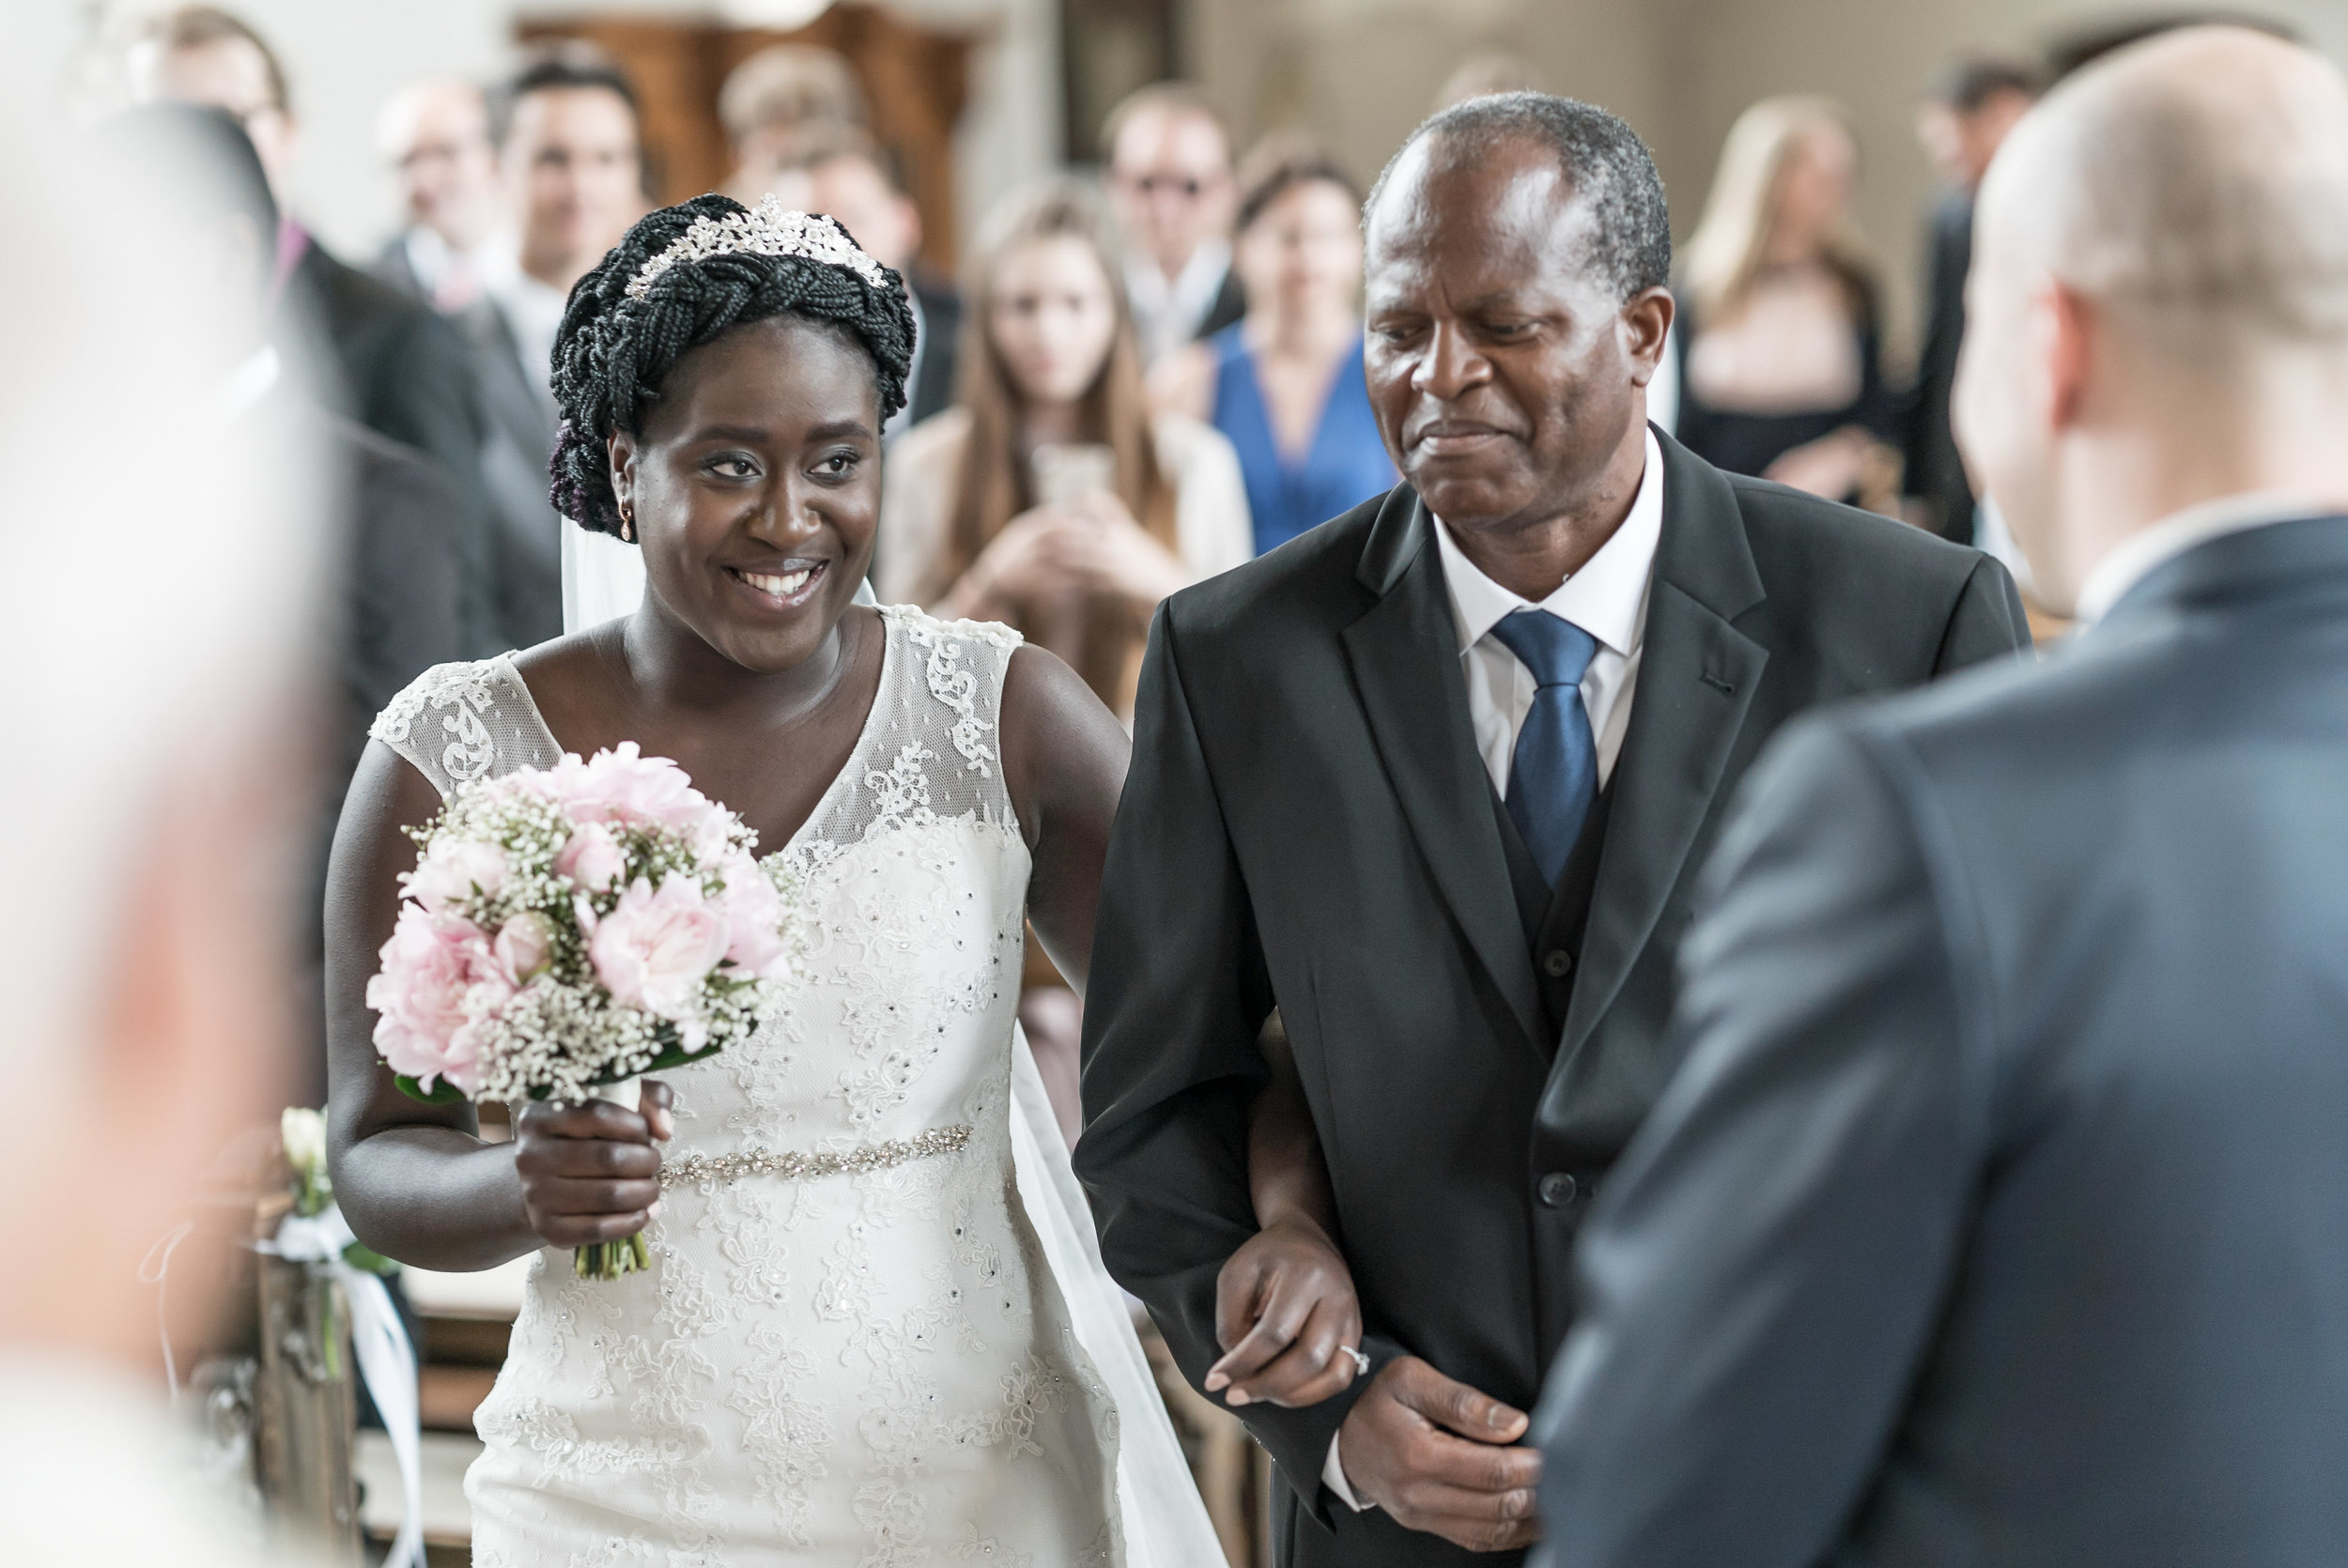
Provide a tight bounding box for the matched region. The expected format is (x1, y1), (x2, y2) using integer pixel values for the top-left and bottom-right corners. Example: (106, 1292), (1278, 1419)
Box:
(1534, 27), (2348, 1568)
(1078, 93), (2028, 1565)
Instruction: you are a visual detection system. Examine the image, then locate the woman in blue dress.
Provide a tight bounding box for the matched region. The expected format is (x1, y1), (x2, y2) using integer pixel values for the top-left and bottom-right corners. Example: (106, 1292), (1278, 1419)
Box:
(1153, 137), (1397, 555)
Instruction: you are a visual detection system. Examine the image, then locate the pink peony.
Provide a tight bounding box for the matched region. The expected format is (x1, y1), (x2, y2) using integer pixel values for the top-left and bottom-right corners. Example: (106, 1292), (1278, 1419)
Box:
(554, 822), (628, 892)
(402, 838), (510, 914)
(542, 744), (727, 837)
(365, 905), (508, 1095)
(494, 911), (555, 985)
(589, 875), (730, 1028)
(712, 852), (794, 981)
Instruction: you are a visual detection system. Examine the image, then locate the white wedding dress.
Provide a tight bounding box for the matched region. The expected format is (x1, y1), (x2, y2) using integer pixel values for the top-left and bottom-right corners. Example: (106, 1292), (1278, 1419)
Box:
(370, 604), (1222, 1566)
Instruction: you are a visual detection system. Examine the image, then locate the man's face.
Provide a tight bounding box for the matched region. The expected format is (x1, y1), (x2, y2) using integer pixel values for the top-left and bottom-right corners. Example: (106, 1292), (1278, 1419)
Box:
(503, 86), (644, 281)
(807, 156), (919, 273)
(1107, 106), (1237, 277)
(380, 84), (500, 247)
(1363, 134), (1660, 537)
(1918, 88), (2035, 192)
(133, 37), (298, 198)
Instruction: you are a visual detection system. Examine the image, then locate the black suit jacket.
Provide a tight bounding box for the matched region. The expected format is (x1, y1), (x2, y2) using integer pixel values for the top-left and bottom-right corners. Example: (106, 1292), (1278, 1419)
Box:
(907, 272), (962, 428)
(1197, 262), (1246, 343)
(1075, 431), (2030, 1568)
(288, 238), (484, 514)
(455, 296), (567, 652)
(1533, 514), (2348, 1568)
(1900, 191), (1975, 543)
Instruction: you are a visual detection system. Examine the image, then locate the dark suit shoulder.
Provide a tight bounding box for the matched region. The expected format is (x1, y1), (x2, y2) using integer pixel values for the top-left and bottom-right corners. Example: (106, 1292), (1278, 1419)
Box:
(1161, 486), (1390, 641)
(1724, 471), (1985, 587)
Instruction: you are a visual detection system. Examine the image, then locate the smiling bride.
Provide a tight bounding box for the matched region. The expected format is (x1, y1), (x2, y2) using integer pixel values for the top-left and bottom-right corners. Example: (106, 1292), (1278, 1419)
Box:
(323, 195), (1223, 1566)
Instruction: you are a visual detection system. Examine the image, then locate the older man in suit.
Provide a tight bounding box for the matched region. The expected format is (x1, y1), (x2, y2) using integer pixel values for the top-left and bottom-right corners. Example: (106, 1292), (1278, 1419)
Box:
(1534, 28), (2348, 1568)
(1077, 93), (2028, 1566)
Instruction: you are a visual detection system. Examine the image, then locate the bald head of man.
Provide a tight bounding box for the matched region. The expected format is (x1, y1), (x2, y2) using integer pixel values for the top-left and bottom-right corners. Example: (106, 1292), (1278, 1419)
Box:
(1955, 25), (2348, 614)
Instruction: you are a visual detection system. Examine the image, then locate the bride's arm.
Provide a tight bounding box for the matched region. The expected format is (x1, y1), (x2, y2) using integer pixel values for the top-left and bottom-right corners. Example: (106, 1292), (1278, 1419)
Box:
(997, 643), (1131, 993)
(323, 745), (669, 1270)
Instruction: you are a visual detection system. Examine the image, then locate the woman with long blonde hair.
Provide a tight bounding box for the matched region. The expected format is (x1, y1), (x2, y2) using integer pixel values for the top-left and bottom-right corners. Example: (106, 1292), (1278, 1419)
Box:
(878, 177), (1250, 715)
(1674, 96), (1899, 506)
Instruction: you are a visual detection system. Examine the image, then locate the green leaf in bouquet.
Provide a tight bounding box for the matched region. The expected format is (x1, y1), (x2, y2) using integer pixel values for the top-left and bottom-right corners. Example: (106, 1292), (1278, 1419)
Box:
(340, 1241), (401, 1276)
(394, 1073), (467, 1105)
(634, 1038), (728, 1077)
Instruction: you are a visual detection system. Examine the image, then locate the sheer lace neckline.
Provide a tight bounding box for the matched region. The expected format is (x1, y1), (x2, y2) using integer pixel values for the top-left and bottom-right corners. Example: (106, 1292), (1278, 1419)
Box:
(488, 608), (903, 865)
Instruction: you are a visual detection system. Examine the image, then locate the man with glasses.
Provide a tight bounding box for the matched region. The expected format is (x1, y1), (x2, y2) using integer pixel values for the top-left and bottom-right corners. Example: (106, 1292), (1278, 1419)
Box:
(374, 77), (506, 315)
(1104, 84), (1245, 363)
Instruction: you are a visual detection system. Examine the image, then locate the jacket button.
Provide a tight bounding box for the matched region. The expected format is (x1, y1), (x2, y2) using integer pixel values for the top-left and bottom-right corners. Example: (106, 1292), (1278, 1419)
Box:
(1542, 948), (1574, 979)
(1538, 1172), (1579, 1207)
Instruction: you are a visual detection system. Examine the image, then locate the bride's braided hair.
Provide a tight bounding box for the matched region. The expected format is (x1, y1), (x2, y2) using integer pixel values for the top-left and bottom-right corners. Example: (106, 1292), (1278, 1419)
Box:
(548, 193), (916, 537)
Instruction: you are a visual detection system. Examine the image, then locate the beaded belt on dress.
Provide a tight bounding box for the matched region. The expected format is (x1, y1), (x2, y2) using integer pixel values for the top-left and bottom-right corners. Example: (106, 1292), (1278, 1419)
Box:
(657, 1124), (973, 1190)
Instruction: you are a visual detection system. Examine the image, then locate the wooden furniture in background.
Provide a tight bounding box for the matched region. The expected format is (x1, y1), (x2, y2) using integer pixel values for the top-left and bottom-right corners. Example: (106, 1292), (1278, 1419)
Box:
(518, 8), (973, 275)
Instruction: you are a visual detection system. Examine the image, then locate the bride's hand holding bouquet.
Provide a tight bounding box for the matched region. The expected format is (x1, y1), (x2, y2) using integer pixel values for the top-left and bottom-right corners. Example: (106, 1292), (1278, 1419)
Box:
(363, 743), (802, 1279)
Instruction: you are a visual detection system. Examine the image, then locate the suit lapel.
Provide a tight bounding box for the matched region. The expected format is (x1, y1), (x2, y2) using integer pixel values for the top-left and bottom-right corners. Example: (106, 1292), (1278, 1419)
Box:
(1559, 434), (1769, 1061)
(1340, 490), (1549, 1056)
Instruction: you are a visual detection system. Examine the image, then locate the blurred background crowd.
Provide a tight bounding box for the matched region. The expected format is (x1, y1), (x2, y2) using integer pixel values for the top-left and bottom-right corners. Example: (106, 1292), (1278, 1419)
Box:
(9, 1), (2346, 1561)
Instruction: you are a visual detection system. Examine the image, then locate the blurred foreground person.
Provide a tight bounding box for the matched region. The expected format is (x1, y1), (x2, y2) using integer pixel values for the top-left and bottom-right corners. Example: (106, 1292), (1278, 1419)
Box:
(1903, 55), (2039, 543)
(374, 76), (506, 314)
(1675, 97), (1896, 503)
(0, 101), (320, 1565)
(1154, 137), (1397, 555)
(1537, 27), (2348, 1568)
(127, 7), (485, 530)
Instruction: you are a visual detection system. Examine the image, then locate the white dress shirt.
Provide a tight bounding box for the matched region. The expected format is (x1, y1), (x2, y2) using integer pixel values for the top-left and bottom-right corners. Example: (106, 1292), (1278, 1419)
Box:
(1321, 429), (1666, 1511)
(1125, 238), (1233, 365)
(2076, 489), (2343, 623)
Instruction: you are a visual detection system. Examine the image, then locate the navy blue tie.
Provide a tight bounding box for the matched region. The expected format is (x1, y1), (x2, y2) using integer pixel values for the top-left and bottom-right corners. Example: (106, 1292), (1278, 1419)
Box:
(1490, 610), (1600, 887)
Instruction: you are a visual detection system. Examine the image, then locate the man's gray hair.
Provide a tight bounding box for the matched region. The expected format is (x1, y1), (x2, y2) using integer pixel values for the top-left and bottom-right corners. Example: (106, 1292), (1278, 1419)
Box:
(1367, 92), (1672, 301)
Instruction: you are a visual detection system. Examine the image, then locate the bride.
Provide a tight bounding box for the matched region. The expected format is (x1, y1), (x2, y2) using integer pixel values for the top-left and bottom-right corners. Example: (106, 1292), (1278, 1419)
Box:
(324, 195), (1225, 1565)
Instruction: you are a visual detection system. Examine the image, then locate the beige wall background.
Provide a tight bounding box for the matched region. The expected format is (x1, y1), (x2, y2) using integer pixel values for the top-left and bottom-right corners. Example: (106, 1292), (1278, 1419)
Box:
(1187, 0), (2348, 363)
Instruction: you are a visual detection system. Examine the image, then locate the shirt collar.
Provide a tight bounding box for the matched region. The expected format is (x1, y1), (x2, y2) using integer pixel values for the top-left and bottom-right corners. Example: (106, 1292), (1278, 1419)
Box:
(1433, 428), (1666, 658)
(2076, 489), (2345, 623)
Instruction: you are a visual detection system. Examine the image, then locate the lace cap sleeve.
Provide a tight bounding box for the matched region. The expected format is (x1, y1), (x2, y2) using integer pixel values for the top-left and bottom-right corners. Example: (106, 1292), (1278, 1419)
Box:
(368, 657), (564, 799)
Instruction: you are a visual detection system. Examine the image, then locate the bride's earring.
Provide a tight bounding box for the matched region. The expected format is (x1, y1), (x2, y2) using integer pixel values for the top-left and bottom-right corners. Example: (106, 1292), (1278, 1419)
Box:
(619, 500), (633, 543)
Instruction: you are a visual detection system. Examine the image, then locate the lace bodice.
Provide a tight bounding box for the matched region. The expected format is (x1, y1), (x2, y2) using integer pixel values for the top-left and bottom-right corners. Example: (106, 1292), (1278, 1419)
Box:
(370, 607), (1138, 1567)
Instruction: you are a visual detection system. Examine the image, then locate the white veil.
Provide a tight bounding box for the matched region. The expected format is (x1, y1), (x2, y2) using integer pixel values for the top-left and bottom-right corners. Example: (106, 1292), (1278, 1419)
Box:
(559, 537), (1226, 1564)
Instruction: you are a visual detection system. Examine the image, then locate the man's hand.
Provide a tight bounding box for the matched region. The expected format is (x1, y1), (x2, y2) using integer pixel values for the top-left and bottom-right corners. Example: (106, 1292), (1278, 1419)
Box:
(1336, 1356), (1541, 1552)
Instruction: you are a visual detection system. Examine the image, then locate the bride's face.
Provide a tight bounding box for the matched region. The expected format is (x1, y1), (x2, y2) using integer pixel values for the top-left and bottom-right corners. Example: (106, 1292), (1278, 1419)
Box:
(610, 315), (881, 673)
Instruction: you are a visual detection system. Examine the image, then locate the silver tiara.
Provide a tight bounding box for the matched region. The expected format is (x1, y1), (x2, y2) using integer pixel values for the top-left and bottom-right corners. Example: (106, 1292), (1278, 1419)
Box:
(625, 194), (891, 300)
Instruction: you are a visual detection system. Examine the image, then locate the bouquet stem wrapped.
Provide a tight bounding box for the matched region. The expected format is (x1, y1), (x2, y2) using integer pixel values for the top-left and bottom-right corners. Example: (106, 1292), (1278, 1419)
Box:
(364, 745), (802, 1280)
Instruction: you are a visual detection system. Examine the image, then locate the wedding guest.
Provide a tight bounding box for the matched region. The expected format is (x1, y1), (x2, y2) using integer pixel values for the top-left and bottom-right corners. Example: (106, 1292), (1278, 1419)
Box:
(1902, 55), (2037, 543)
(1078, 91), (2025, 1565)
(719, 42), (867, 205)
(1534, 30), (2348, 1568)
(878, 178), (1250, 717)
(1104, 84), (1245, 363)
(1674, 97), (1897, 506)
(1154, 137), (1397, 556)
(466, 44), (648, 651)
(0, 91), (322, 1568)
(373, 76), (506, 315)
(799, 130), (961, 435)
(104, 102), (471, 1102)
(125, 7), (487, 537)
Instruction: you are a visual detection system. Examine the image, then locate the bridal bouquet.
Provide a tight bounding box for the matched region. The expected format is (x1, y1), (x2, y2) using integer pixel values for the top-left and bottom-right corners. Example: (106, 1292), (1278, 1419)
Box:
(365, 743), (802, 1279)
